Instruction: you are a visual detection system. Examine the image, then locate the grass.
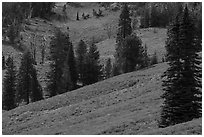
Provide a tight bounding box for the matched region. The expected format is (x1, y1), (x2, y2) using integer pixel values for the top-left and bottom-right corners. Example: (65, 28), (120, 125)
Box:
(2, 63), (202, 135)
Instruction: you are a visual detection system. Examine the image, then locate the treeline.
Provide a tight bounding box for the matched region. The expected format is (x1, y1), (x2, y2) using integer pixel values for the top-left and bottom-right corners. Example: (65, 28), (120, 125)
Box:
(138, 2), (202, 30)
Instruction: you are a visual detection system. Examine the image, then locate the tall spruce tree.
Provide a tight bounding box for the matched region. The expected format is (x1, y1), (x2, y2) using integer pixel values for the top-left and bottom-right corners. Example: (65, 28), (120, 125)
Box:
(141, 44), (149, 68)
(2, 54), (5, 70)
(151, 50), (158, 65)
(16, 51), (43, 105)
(3, 56), (17, 110)
(46, 29), (72, 97)
(83, 43), (102, 85)
(76, 11), (79, 20)
(104, 58), (112, 79)
(160, 6), (201, 127)
(76, 40), (88, 86)
(120, 34), (143, 73)
(115, 3), (132, 73)
(68, 44), (78, 89)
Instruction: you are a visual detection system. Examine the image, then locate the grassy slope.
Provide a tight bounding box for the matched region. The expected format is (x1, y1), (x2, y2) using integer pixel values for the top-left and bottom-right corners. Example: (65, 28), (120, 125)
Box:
(2, 63), (201, 135)
(2, 3), (201, 135)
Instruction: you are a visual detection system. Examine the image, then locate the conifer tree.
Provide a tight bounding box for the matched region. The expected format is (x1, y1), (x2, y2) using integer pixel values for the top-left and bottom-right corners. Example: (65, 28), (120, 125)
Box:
(143, 7), (150, 28)
(76, 11), (79, 20)
(30, 68), (43, 102)
(76, 40), (87, 86)
(59, 53), (73, 94)
(151, 51), (158, 65)
(68, 44), (78, 89)
(3, 56), (17, 110)
(2, 55), (5, 70)
(120, 34), (143, 73)
(141, 44), (149, 68)
(150, 5), (159, 27)
(83, 43), (102, 85)
(16, 51), (43, 105)
(115, 3), (132, 73)
(160, 6), (201, 127)
(112, 63), (120, 76)
(46, 29), (71, 97)
(104, 58), (112, 79)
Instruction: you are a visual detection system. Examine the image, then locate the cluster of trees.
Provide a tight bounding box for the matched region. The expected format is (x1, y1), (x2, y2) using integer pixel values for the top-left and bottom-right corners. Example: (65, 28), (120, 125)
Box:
(3, 51), (43, 110)
(159, 5), (201, 127)
(46, 28), (102, 98)
(46, 28), (77, 97)
(75, 40), (102, 86)
(3, 27), (103, 110)
(114, 4), (156, 75)
(140, 3), (184, 28)
(139, 2), (202, 29)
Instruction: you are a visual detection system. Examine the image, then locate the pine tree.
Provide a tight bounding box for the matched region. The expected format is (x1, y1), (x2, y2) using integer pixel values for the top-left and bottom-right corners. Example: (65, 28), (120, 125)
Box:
(143, 7), (150, 28)
(104, 58), (112, 79)
(16, 51), (43, 105)
(2, 54), (5, 70)
(141, 44), (149, 68)
(160, 14), (182, 127)
(112, 63), (120, 76)
(30, 68), (43, 102)
(3, 56), (17, 110)
(83, 43), (102, 85)
(151, 51), (158, 65)
(160, 6), (201, 127)
(59, 53), (73, 94)
(150, 4), (159, 27)
(76, 11), (79, 20)
(46, 29), (71, 97)
(120, 34), (143, 73)
(68, 44), (78, 89)
(115, 3), (132, 73)
(76, 40), (88, 86)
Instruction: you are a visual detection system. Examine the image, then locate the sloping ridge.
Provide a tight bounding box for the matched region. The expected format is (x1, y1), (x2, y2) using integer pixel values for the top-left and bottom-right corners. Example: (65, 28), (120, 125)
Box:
(2, 63), (201, 135)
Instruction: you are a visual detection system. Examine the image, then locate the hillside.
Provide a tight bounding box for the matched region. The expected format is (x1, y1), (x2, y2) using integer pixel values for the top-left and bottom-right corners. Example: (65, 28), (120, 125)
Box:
(2, 3), (167, 95)
(2, 63), (201, 135)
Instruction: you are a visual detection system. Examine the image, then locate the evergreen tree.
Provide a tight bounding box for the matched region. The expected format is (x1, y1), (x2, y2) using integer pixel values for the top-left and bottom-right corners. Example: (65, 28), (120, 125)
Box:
(2, 55), (5, 70)
(151, 51), (158, 65)
(83, 43), (102, 85)
(16, 51), (43, 105)
(30, 68), (43, 102)
(104, 58), (112, 79)
(3, 56), (17, 110)
(160, 6), (201, 127)
(68, 44), (78, 89)
(76, 40), (88, 86)
(112, 63), (120, 76)
(141, 44), (149, 68)
(143, 7), (150, 28)
(150, 5), (159, 27)
(59, 53), (73, 94)
(46, 29), (71, 97)
(120, 34), (143, 73)
(115, 3), (132, 73)
(76, 11), (79, 20)
(116, 3), (132, 43)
